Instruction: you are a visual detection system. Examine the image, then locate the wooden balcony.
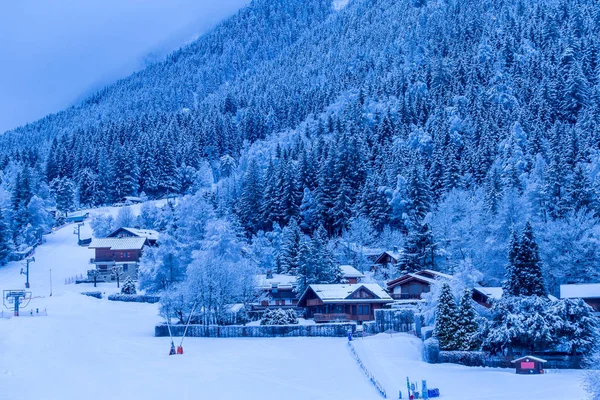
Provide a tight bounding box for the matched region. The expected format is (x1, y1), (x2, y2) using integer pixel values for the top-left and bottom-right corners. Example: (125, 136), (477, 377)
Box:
(314, 313), (350, 323)
(390, 293), (422, 300)
(90, 258), (115, 264)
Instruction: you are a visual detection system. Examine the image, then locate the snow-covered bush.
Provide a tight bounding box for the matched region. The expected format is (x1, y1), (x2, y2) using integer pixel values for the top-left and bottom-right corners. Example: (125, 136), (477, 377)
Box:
(260, 308), (298, 325)
(121, 277), (137, 295)
(423, 338), (440, 364)
(108, 294), (160, 303)
(439, 351), (486, 367)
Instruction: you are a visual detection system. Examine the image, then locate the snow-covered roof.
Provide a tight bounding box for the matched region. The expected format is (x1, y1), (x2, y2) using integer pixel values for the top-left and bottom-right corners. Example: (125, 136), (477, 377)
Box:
(560, 283), (600, 299)
(474, 286), (504, 300)
(383, 250), (401, 260)
(109, 227), (159, 241)
(306, 283), (393, 303)
(256, 274), (297, 290)
(89, 237), (147, 250)
(420, 270), (453, 280)
(511, 355), (547, 363)
(340, 265), (365, 279)
(336, 241), (384, 257)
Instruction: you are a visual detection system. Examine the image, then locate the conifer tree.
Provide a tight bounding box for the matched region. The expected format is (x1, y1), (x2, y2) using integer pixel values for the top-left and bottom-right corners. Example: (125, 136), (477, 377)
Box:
(503, 223), (546, 297)
(568, 165), (592, 213)
(434, 282), (459, 350)
(311, 225), (341, 284)
(295, 234), (315, 296)
(455, 289), (480, 350)
(278, 219), (302, 274)
(0, 208), (13, 265)
(237, 159), (263, 235)
(516, 222), (546, 296)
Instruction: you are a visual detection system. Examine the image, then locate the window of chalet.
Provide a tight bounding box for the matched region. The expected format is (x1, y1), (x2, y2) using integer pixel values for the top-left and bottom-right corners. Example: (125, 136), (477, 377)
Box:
(358, 305), (370, 315)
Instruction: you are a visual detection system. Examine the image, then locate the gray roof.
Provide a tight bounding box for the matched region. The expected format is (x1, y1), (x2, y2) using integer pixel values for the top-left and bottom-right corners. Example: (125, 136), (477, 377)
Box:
(89, 237), (147, 250)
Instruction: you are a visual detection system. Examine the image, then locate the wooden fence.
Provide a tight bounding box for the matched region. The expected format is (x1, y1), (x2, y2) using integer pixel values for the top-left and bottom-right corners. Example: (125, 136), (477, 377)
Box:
(155, 322), (357, 338)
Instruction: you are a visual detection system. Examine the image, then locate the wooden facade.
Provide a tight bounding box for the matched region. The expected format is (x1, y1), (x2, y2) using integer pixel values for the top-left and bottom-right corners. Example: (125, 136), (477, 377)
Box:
(512, 356), (546, 374)
(387, 270), (453, 300)
(88, 237), (147, 282)
(297, 284), (393, 323)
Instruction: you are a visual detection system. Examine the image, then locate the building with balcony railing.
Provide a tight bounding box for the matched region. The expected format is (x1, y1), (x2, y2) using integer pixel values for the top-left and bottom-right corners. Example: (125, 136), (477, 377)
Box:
(297, 283), (393, 323)
(386, 270), (453, 302)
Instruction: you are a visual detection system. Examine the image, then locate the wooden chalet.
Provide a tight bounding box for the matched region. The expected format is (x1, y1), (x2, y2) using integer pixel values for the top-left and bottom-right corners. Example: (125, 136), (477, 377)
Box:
(255, 274), (298, 307)
(373, 248), (402, 269)
(560, 284), (600, 315)
(297, 283), (393, 323)
(386, 270), (453, 301)
(340, 265), (365, 284)
(107, 227), (159, 246)
(88, 237), (147, 282)
(472, 286), (503, 308)
(511, 356), (546, 374)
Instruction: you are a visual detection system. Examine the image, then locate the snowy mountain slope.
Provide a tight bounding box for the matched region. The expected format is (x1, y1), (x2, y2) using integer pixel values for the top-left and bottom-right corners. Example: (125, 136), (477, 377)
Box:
(0, 0), (249, 134)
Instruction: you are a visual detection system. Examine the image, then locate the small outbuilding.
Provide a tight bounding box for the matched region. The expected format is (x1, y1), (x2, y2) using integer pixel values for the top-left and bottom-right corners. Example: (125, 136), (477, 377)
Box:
(511, 355), (547, 374)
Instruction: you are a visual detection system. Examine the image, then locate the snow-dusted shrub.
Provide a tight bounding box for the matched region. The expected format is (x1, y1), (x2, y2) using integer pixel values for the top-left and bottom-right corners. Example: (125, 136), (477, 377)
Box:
(423, 338), (440, 364)
(108, 294), (160, 303)
(121, 277), (137, 295)
(81, 291), (102, 299)
(439, 351), (486, 367)
(260, 308), (298, 325)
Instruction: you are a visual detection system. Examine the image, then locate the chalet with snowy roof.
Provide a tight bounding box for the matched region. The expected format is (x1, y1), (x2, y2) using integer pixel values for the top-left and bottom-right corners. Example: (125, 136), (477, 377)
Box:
(335, 241), (384, 263)
(107, 227), (159, 246)
(374, 248), (402, 267)
(339, 265), (365, 284)
(386, 270), (453, 301)
(255, 274), (298, 307)
(297, 283), (393, 323)
(472, 287), (504, 308)
(254, 266), (367, 308)
(88, 237), (147, 282)
(560, 283), (600, 315)
(473, 286), (559, 308)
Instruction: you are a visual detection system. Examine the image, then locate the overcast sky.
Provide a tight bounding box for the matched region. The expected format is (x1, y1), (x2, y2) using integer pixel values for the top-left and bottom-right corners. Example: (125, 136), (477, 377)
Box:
(0, 0), (248, 133)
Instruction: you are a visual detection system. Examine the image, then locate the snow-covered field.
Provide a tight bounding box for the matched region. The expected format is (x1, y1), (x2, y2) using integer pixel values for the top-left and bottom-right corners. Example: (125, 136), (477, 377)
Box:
(0, 205), (588, 400)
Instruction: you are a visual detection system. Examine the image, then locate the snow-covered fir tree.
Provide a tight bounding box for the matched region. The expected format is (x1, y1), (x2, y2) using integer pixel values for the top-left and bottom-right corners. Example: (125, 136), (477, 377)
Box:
(434, 282), (459, 350)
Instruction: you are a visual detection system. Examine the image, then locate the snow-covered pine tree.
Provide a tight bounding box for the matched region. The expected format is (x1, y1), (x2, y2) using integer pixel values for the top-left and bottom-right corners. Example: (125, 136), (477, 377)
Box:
(295, 234), (315, 296)
(237, 159), (263, 235)
(277, 219), (302, 274)
(502, 229), (520, 297)
(312, 226), (341, 284)
(54, 177), (75, 217)
(516, 221), (546, 296)
(121, 277), (137, 295)
(0, 208), (13, 265)
(434, 282), (459, 350)
(454, 289), (480, 351)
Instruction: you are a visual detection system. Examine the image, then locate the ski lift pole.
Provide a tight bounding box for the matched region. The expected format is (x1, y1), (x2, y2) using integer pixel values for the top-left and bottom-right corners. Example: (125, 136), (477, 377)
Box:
(179, 302), (198, 348)
(165, 307), (176, 355)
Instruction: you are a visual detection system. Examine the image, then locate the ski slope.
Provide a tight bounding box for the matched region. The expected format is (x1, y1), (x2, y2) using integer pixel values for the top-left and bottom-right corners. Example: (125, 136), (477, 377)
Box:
(352, 334), (586, 400)
(0, 203), (589, 400)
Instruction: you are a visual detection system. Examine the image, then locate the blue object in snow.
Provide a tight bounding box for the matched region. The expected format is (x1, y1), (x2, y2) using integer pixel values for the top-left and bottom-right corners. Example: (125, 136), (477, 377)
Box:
(348, 330), (353, 341)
